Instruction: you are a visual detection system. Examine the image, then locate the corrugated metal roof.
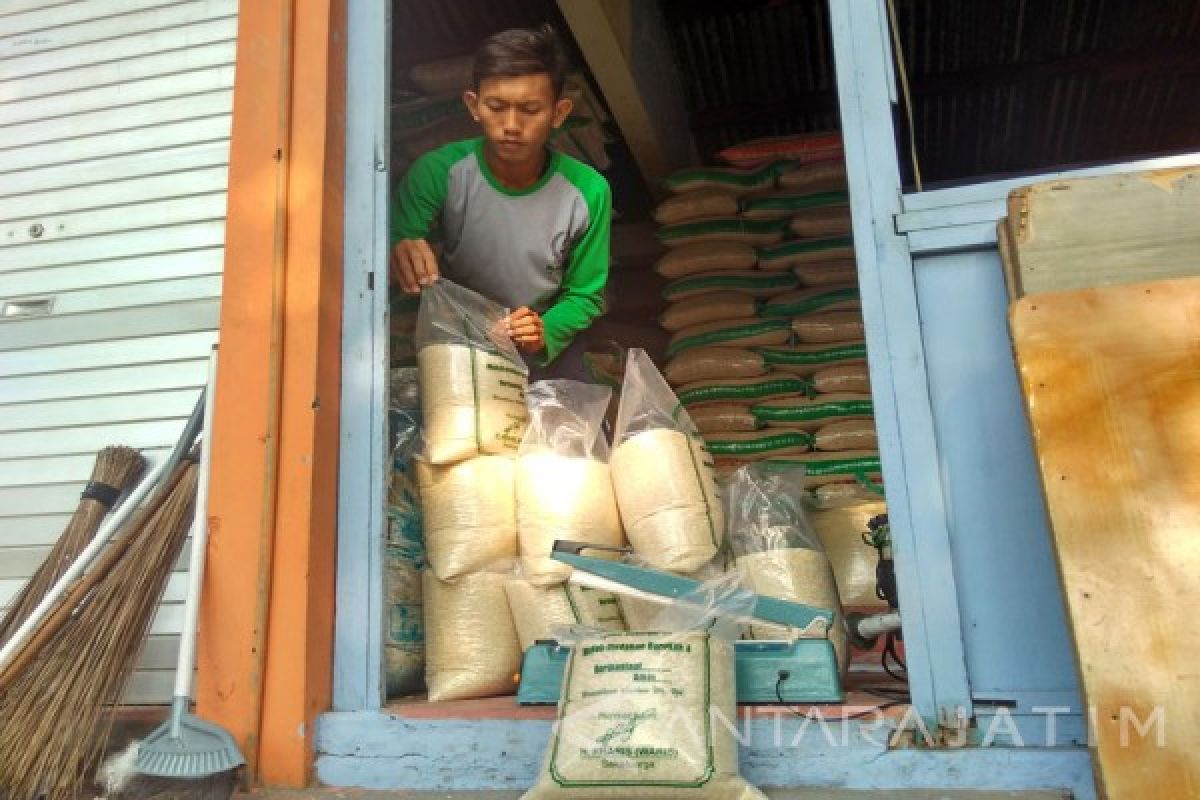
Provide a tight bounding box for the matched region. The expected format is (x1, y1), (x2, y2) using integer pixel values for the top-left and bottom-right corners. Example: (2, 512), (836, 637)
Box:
(660, 0), (1200, 186)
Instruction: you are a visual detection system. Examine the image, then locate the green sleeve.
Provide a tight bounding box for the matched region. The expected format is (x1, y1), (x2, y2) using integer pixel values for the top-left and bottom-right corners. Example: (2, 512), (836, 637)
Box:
(390, 150), (452, 244)
(540, 180), (611, 364)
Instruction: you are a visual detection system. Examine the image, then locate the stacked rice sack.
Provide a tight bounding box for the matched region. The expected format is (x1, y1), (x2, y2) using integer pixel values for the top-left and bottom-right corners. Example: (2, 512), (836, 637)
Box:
(655, 135), (888, 619)
(393, 54), (614, 174)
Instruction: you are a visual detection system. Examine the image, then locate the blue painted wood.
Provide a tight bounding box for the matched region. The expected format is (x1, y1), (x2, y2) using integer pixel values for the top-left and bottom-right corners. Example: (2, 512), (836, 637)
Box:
(830, 0), (974, 728)
(333, 0), (390, 712)
(912, 249), (1082, 719)
(315, 711), (1095, 798)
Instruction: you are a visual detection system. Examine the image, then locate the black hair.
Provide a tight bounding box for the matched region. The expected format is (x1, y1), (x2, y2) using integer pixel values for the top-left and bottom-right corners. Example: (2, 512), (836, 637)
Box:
(473, 25), (569, 97)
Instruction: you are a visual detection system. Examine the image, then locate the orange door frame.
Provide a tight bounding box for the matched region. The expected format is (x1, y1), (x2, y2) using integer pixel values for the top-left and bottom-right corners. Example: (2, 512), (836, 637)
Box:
(195, 0), (346, 787)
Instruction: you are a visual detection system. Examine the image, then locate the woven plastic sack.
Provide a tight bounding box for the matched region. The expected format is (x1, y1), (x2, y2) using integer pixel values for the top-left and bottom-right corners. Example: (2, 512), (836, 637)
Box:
(812, 364), (871, 394)
(654, 241), (758, 279)
(791, 311), (866, 344)
(653, 188), (739, 225)
(659, 291), (759, 332)
(757, 236), (855, 271)
(739, 190), (849, 221)
(664, 346), (767, 385)
(516, 381), (624, 586)
(726, 465), (847, 671)
(793, 261), (859, 287)
(610, 349), (723, 573)
(675, 372), (812, 408)
(416, 278), (529, 464)
(662, 270), (797, 303)
(777, 160), (848, 193)
(752, 392), (874, 430)
(667, 317), (791, 358)
(757, 341), (867, 376)
(416, 455), (517, 580)
(523, 574), (765, 800)
(656, 217), (791, 248)
(809, 500), (889, 608)
(662, 161), (781, 194)
(717, 132), (843, 167)
(790, 206), (854, 238)
(423, 568), (522, 702)
(725, 451), (883, 490)
(688, 403), (759, 434)
(505, 579), (626, 651)
(759, 285), (860, 318)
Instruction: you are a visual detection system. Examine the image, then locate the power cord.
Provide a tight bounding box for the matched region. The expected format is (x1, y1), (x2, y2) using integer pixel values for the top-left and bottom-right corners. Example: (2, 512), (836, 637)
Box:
(774, 674), (907, 721)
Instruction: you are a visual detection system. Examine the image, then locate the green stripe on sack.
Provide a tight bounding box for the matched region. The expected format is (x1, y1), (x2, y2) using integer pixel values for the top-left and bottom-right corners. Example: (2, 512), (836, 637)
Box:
(758, 235), (854, 261)
(657, 217), (792, 244)
(677, 377), (812, 406)
(760, 287), (859, 318)
(739, 190), (849, 215)
(667, 318), (791, 357)
(751, 398), (874, 422)
(757, 343), (868, 366)
(663, 161), (790, 191)
(706, 431), (814, 456)
(663, 272), (796, 300)
(762, 455), (882, 477)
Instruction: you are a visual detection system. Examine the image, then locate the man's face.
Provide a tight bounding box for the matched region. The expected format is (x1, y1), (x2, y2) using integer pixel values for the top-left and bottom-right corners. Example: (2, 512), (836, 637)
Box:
(465, 73), (572, 166)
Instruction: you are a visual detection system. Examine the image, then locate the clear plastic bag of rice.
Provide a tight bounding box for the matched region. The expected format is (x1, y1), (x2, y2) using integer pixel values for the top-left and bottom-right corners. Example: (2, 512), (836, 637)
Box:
(505, 577), (626, 651)
(610, 349), (724, 573)
(517, 381), (625, 585)
(416, 278), (530, 464)
(416, 454), (516, 580)
(522, 573), (766, 800)
(727, 464), (848, 673)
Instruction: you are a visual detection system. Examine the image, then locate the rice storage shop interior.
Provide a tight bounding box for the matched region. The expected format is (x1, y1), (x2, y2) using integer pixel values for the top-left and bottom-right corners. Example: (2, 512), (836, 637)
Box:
(323, 0), (1200, 795)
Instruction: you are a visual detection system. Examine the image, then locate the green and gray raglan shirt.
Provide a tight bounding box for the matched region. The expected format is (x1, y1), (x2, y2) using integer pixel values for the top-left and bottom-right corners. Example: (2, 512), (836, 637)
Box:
(391, 137), (611, 364)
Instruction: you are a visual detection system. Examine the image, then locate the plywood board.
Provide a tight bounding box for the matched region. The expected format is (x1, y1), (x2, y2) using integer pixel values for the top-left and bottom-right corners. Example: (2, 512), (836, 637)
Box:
(1007, 168), (1200, 295)
(1010, 277), (1200, 799)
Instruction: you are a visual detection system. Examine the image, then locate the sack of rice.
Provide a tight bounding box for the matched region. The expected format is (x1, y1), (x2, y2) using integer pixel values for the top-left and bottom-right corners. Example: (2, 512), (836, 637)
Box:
(814, 419), (878, 451)
(726, 465), (847, 671)
(665, 346), (767, 385)
(759, 285), (860, 318)
(738, 190), (849, 221)
(505, 579), (626, 651)
(793, 260), (860, 287)
(662, 270), (798, 303)
(757, 341), (867, 376)
(416, 455), (517, 580)
(386, 385), (426, 696)
(524, 574), (763, 800)
(617, 594), (671, 631)
(688, 403), (761, 434)
(717, 131), (843, 167)
(791, 311), (865, 344)
(752, 392), (874, 430)
(657, 217), (791, 248)
(705, 429), (816, 459)
(654, 241), (758, 279)
(812, 363), (870, 394)
(424, 568), (522, 702)
(662, 161), (780, 194)
(659, 291), (759, 332)
(653, 188), (740, 225)
(809, 501), (889, 609)
(791, 206), (853, 238)
(757, 236), (855, 270)
(416, 279), (529, 463)
(516, 381), (624, 586)
(610, 350), (723, 573)
(756, 450), (882, 489)
(810, 482), (887, 510)
(777, 160), (848, 193)
(666, 317), (791, 358)
(676, 372), (812, 407)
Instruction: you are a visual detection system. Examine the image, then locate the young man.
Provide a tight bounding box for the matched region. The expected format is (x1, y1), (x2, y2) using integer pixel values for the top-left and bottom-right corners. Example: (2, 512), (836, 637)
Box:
(391, 27), (611, 381)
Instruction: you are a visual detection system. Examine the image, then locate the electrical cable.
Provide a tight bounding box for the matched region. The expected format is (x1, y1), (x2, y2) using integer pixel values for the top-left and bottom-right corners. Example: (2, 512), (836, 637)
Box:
(775, 676), (906, 721)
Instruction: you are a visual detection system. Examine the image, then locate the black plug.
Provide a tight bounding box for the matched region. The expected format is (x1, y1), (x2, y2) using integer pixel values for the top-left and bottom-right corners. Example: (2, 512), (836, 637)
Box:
(777, 669), (790, 681)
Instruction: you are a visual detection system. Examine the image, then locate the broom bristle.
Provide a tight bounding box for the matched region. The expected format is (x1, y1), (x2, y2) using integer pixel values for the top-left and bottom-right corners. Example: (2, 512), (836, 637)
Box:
(0, 461), (197, 800)
(0, 446), (145, 648)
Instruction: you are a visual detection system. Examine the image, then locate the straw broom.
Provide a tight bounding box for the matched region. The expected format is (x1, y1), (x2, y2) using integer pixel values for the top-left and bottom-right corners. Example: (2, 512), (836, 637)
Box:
(0, 457), (198, 800)
(0, 446), (145, 649)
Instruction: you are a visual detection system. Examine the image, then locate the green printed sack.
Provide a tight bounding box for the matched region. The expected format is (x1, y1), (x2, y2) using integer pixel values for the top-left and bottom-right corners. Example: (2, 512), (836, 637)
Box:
(756, 341), (867, 376)
(791, 206), (853, 238)
(665, 346), (767, 385)
(667, 317), (791, 358)
(660, 291), (759, 332)
(738, 190), (849, 221)
(662, 270), (798, 302)
(689, 403), (761, 434)
(676, 372), (812, 407)
(657, 217), (791, 248)
(758, 236), (855, 270)
(759, 285), (860, 318)
(522, 631), (766, 800)
(756, 450), (883, 489)
(655, 241), (758, 279)
(654, 188), (740, 225)
(813, 418), (878, 452)
(791, 311), (865, 344)
(752, 392), (874, 431)
(793, 260), (859, 287)
(662, 161), (785, 194)
(777, 160), (848, 193)
(704, 429), (815, 458)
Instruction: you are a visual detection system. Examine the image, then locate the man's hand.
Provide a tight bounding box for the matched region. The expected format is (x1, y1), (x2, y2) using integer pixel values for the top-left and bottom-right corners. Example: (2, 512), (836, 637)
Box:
(391, 238), (439, 294)
(505, 307), (545, 353)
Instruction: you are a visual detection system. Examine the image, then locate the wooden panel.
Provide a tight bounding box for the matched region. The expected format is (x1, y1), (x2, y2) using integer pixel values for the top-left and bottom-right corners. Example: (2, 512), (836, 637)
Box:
(1008, 168), (1200, 296)
(1011, 277), (1200, 799)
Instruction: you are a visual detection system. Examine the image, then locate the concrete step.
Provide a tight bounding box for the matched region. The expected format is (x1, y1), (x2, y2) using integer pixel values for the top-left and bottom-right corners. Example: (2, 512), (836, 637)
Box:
(240, 790), (1071, 799)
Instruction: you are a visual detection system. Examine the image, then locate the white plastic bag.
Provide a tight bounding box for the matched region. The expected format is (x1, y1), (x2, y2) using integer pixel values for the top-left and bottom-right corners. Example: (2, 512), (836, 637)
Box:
(516, 381), (624, 585)
(522, 573), (765, 800)
(610, 350), (723, 573)
(727, 465), (848, 673)
(416, 279), (529, 464)
(505, 578), (626, 651)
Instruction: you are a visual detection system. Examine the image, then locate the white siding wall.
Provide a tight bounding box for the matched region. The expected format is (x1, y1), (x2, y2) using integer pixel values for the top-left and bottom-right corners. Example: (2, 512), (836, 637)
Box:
(0, 0), (237, 704)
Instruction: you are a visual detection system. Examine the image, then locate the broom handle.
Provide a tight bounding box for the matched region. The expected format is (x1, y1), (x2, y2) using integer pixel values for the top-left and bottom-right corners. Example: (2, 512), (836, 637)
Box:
(0, 388), (205, 677)
(175, 346), (217, 705)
